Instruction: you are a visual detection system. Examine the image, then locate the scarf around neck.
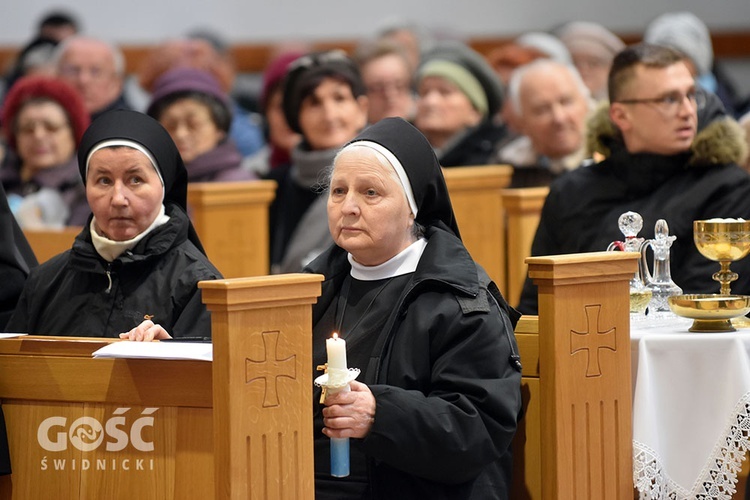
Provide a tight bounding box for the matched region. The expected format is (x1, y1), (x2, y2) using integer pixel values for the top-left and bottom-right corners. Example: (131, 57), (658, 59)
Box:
(90, 204), (170, 262)
(290, 145), (338, 189)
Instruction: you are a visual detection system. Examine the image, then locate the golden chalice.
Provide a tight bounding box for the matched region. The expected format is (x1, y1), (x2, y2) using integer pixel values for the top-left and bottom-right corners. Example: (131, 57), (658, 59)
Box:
(694, 219), (750, 295)
(669, 220), (750, 332)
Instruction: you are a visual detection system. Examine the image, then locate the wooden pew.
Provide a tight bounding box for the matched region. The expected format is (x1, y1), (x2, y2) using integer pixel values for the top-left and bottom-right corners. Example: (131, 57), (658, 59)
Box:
(502, 187), (549, 307)
(0, 252), (635, 499)
(442, 168), (548, 304)
(186, 180), (277, 279)
(443, 165), (513, 293)
(22, 226), (81, 263)
(0, 273), (323, 500)
(22, 172), (535, 300)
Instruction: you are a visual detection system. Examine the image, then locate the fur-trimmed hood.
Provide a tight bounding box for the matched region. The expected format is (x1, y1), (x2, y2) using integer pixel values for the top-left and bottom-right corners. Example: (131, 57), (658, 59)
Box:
(586, 99), (749, 167)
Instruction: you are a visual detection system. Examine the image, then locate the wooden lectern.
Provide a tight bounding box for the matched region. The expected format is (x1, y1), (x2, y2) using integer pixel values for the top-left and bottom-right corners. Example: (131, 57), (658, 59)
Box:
(0, 273), (322, 500)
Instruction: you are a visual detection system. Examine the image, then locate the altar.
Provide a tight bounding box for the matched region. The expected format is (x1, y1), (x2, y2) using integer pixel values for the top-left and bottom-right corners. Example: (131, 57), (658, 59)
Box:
(631, 316), (750, 499)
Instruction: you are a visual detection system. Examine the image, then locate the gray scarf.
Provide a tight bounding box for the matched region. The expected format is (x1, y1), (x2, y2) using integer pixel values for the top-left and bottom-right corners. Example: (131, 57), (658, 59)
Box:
(290, 145), (337, 189)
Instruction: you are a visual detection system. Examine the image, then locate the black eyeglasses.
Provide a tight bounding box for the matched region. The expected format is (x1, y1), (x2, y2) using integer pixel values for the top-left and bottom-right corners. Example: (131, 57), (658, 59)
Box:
(616, 90), (706, 114)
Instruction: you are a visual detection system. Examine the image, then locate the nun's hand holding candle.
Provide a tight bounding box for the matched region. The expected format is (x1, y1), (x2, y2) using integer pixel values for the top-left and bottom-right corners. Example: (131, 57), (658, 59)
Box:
(306, 117), (523, 500)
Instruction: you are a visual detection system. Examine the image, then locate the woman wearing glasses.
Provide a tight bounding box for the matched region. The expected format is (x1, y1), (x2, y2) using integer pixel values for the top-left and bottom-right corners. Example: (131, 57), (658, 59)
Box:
(0, 75), (90, 227)
(267, 50), (369, 274)
(146, 67), (256, 183)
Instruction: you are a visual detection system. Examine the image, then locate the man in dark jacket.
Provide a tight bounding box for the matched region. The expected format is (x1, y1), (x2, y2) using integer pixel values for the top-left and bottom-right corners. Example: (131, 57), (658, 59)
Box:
(519, 43), (750, 314)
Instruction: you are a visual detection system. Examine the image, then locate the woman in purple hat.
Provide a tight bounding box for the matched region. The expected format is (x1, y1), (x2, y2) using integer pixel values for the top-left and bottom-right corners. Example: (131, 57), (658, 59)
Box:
(147, 67), (256, 183)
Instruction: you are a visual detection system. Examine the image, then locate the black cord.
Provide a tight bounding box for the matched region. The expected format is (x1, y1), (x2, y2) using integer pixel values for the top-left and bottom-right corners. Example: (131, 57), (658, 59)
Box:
(489, 291), (523, 372)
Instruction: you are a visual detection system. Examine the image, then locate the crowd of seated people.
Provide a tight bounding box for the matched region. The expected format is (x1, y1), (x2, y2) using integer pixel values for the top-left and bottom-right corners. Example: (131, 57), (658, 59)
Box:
(0, 11), (748, 273)
(0, 9), (748, 275)
(1, 7), (750, 497)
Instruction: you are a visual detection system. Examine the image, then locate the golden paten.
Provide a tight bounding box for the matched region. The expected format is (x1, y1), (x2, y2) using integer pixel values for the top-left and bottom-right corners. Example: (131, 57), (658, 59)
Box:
(668, 294), (750, 332)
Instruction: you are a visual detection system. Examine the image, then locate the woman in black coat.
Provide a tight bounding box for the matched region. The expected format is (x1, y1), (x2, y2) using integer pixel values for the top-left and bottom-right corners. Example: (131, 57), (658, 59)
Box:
(0, 181), (37, 476)
(306, 117), (522, 499)
(6, 110), (221, 340)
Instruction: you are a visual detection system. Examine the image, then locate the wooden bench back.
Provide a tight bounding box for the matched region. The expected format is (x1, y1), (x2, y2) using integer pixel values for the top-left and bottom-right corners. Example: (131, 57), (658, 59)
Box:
(502, 187), (549, 306)
(443, 165), (513, 293)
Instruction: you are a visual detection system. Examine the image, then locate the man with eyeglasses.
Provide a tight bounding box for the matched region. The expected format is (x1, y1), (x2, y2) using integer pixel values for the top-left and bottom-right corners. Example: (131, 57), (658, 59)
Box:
(518, 43), (750, 314)
(54, 36), (131, 121)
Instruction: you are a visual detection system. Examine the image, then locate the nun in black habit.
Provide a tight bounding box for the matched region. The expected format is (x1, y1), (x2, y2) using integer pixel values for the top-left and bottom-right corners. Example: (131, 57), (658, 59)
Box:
(305, 117), (522, 500)
(6, 110), (221, 340)
(0, 181), (37, 475)
(0, 182), (37, 329)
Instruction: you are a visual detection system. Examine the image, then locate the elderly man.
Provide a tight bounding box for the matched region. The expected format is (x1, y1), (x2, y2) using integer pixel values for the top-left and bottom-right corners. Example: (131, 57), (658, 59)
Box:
(496, 59), (593, 187)
(54, 36), (131, 120)
(517, 43), (750, 314)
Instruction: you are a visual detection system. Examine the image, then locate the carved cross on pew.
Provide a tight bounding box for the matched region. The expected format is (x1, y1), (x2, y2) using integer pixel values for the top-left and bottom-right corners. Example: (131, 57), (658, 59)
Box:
(570, 304), (616, 377)
(245, 330), (297, 407)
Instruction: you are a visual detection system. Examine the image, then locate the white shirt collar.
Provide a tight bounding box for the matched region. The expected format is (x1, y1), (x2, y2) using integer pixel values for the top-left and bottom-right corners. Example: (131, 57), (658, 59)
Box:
(348, 238), (427, 281)
(90, 205), (170, 262)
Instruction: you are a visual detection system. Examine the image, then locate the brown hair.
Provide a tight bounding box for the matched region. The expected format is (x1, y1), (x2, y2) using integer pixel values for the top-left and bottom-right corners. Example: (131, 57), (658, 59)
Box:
(608, 43), (685, 102)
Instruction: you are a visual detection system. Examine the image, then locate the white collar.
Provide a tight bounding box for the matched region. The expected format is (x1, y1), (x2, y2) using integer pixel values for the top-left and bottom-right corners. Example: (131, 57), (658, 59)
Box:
(348, 238), (427, 281)
(90, 205), (170, 262)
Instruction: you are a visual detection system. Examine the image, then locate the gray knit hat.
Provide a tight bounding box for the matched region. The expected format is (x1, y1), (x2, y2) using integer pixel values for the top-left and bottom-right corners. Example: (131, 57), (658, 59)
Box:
(417, 41), (504, 118)
(644, 11), (713, 76)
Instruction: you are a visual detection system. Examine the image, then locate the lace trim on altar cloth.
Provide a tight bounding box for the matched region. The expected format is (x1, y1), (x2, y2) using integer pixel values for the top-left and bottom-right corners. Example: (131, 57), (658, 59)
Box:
(634, 393), (750, 499)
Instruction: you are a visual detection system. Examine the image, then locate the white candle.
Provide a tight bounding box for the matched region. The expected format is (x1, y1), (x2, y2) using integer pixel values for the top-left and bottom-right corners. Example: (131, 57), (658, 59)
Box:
(326, 333), (348, 371)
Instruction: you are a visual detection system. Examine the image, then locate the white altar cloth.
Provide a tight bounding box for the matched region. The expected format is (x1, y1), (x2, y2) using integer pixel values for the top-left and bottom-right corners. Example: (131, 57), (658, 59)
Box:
(631, 316), (750, 499)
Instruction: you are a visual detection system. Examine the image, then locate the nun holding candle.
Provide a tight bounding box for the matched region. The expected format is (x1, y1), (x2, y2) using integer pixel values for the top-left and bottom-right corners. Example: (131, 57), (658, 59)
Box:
(307, 117), (522, 500)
